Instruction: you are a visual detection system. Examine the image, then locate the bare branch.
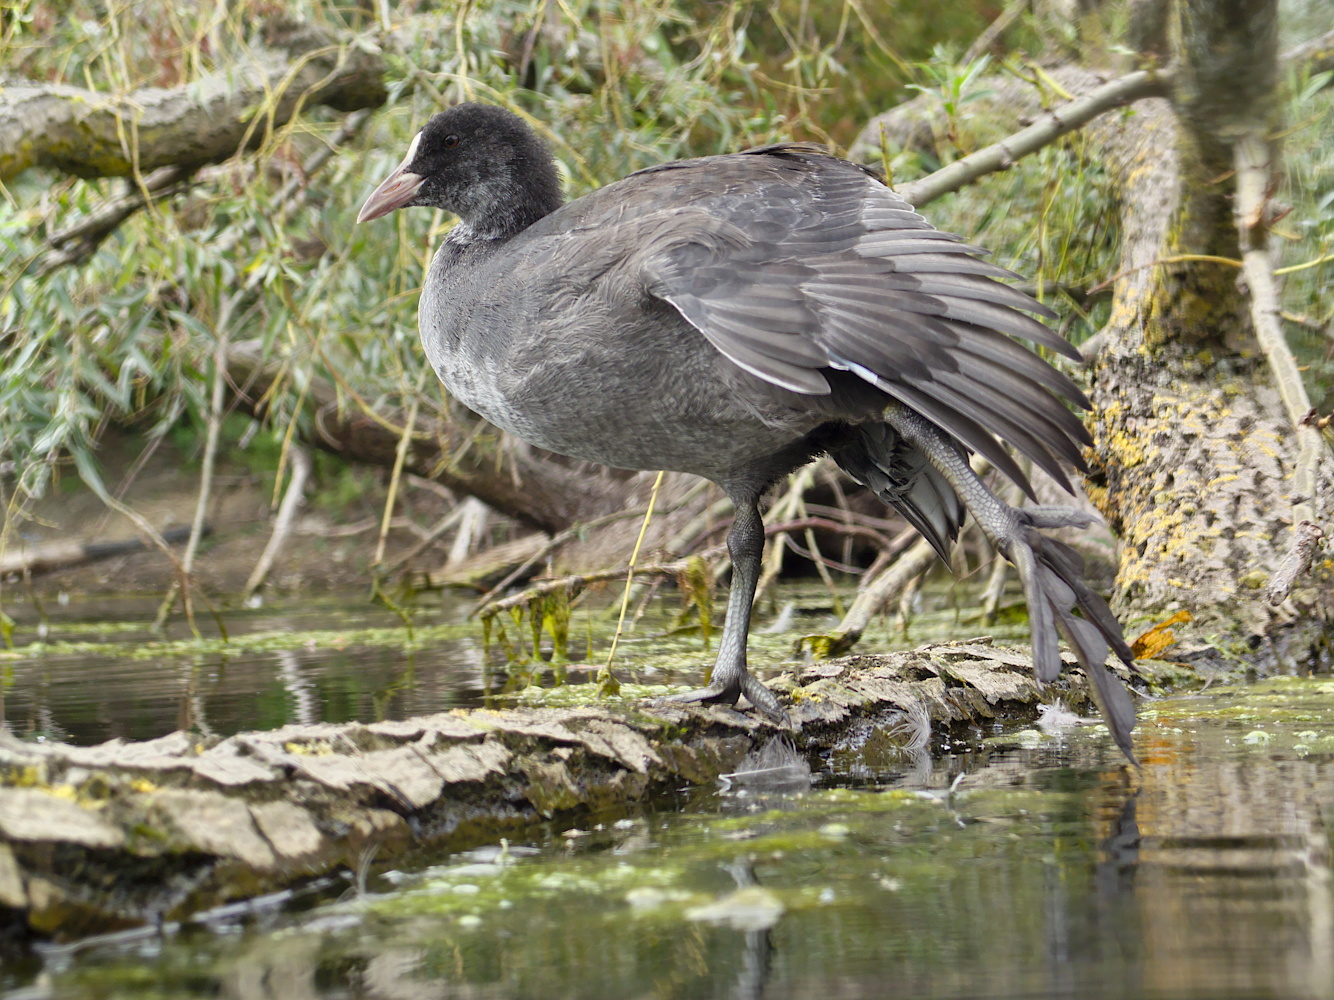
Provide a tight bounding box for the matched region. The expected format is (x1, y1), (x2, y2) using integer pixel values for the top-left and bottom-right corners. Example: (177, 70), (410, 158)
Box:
(1233, 132), (1328, 597)
(881, 27), (1328, 211)
(35, 106), (375, 276)
(802, 537), (940, 659)
(900, 68), (1172, 207)
(964, 0), (1026, 63)
(0, 527), (194, 577)
(1283, 27), (1334, 77)
(36, 165), (195, 275)
(244, 444), (313, 598)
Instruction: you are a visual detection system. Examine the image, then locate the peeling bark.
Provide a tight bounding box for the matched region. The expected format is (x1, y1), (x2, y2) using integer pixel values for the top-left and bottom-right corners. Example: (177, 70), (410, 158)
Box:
(0, 640), (1154, 941)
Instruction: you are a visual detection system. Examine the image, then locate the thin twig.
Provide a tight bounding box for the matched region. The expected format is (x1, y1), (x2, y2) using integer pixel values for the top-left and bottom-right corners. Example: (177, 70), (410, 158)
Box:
(216, 108), (375, 258)
(660, 489), (733, 559)
(756, 465), (818, 603)
(91, 481), (224, 640)
(373, 367), (428, 574)
(476, 556), (710, 618)
(1087, 252), (1242, 294)
(469, 506), (655, 614)
(823, 537), (940, 653)
(156, 293), (238, 634)
(901, 67), (1172, 207)
(243, 443), (313, 598)
(597, 471), (666, 696)
(37, 165), (196, 274)
(382, 498), (472, 575)
(964, 0), (1025, 63)
(782, 533), (864, 576)
(1282, 27), (1334, 76)
(808, 503), (853, 585)
(469, 481), (708, 615)
(764, 515), (904, 551)
(1232, 132), (1328, 600)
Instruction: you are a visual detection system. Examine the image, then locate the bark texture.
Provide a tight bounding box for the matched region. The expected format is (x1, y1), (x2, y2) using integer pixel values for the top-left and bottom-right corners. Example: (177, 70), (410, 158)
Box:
(0, 641), (1156, 941)
(0, 19), (386, 182)
(853, 21), (1333, 650)
(1084, 3), (1332, 641)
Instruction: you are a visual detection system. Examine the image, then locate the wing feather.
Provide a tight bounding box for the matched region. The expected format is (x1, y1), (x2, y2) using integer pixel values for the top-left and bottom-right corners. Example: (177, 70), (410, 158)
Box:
(631, 146), (1087, 495)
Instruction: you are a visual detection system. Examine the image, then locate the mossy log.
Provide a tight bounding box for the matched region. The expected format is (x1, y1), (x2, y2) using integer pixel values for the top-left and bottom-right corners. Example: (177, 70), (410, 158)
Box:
(0, 20), (386, 182)
(0, 641), (1154, 942)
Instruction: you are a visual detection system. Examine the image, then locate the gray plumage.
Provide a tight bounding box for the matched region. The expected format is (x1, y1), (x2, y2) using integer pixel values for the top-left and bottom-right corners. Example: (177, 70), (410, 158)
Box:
(359, 103), (1138, 762)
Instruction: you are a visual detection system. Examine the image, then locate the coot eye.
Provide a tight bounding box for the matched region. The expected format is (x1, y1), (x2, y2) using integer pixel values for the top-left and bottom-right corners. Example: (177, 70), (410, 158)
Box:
(443, 134), (460, 148)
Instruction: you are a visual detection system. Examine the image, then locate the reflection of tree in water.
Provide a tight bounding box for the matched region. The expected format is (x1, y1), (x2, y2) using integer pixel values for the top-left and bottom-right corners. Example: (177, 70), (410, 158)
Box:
(1125, 753), (1334, 996)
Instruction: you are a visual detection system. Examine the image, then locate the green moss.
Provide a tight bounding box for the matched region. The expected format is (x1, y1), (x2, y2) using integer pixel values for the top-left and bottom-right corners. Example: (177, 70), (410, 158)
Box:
(1141, 677), (1334, 756)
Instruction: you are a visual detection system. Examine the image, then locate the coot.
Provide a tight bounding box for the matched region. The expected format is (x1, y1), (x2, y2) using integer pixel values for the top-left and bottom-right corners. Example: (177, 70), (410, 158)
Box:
(359, 103), (1136, 760)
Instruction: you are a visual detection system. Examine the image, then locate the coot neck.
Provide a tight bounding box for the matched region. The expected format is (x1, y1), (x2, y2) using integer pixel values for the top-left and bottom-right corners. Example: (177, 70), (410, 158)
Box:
(449, 165), (564, 246)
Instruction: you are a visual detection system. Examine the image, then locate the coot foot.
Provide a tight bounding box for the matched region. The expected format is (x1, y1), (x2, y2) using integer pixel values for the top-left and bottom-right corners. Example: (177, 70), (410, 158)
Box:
(885, 404), (1138, 763)
(668, 671), (791, 726)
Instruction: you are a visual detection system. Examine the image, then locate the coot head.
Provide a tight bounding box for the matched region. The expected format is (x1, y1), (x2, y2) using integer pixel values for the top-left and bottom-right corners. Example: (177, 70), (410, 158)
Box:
(357, 103), (562, 234)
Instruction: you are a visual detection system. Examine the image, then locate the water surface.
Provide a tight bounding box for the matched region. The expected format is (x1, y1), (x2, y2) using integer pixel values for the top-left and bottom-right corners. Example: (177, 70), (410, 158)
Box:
(9, 683), (1334, 1000)
(3, 596), (1331, 999)
(0, 585), (1029, 745)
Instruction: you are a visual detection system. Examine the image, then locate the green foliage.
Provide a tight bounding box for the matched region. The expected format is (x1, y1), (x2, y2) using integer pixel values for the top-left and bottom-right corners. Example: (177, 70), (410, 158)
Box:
(1279, 65), (1334, 403)
(905, 48), (995, 128)
(728, 0), (1000, 143)
(1, 0), (798, 530)
(2, 0), (1329, 559)
(0, 0), (1056, 544)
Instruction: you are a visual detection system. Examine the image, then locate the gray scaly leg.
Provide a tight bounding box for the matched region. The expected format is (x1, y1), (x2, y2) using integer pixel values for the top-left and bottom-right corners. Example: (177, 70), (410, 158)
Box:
(883, 403), (1138, 763)
(668, 495), (789, 724)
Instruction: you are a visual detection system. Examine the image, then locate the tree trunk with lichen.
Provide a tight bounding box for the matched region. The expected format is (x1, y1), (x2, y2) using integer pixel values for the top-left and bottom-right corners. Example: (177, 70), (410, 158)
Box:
(1084, 1), (1332, 656)
(856, 3), (1332, 661)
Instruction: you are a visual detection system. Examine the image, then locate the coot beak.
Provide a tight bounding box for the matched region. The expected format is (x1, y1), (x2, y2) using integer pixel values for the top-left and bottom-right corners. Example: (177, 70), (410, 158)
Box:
(358, 165), (426, 223)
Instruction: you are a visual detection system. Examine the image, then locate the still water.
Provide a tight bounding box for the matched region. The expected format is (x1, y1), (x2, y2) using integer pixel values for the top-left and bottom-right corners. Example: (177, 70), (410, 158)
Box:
(0, 595), (489, 744)
(0, 588), (1015, 746)
(1, 596), (1331, 999)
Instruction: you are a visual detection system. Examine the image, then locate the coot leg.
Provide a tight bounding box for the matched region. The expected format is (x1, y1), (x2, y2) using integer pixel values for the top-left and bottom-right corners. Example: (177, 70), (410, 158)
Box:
(669, 491), (790, 725)
(883, 403), (1138, 762)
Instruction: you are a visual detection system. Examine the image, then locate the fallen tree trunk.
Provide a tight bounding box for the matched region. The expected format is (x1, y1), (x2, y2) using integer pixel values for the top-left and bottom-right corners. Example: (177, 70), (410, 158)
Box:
(0, 641), (1159, 942)
(0, 20), (387, 182)
(852, 11), (1333, 659)
(1083, 3), (1332, 649)
(0, 526), (196, 578)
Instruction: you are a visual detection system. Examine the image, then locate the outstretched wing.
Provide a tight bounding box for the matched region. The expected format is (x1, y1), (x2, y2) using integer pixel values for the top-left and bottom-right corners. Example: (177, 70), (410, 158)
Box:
(630, 144), (1091, 497)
